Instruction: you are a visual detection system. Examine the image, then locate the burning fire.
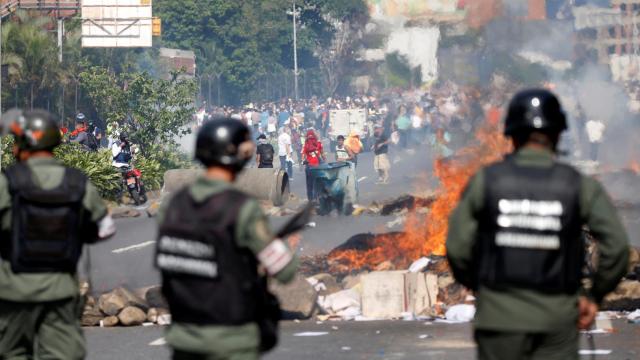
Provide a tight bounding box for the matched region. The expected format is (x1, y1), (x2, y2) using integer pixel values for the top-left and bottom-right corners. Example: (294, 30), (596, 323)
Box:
(329, 120), (512, 270)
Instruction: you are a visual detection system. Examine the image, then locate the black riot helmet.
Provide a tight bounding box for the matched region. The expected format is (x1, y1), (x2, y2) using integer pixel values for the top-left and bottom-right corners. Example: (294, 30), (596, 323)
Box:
(195, 118), (254, 171)
(119, 132), (128, 142)
(504, 89), (567, 137)
(9, 109), (62, 152)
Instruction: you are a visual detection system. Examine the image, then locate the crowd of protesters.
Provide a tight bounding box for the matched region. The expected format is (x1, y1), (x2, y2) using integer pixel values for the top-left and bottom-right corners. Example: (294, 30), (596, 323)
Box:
(191, 77), (522, 200)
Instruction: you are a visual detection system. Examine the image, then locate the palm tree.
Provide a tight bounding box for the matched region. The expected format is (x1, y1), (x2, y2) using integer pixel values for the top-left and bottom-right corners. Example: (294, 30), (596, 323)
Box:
(3, 10), (62, 109)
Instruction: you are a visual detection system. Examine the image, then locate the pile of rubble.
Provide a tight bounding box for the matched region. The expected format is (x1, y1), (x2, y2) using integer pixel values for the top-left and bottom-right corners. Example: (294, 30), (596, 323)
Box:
(81, 285), (170, 327)
(296, 243), (640, 322)
(297, 255), (474, 322)
(82, 245), (640, 327)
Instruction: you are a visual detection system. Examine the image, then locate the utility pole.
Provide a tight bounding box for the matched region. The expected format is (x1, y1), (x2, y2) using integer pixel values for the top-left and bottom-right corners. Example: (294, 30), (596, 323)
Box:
(292, 0), (299, 101)
(57, 18), (64, 63)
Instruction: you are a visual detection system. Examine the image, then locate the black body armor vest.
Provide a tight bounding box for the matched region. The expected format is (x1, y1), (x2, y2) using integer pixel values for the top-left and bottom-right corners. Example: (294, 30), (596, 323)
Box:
(156, 188), (262, 325)
(4, 163), (87, 273)
(475, 156), (583, 294)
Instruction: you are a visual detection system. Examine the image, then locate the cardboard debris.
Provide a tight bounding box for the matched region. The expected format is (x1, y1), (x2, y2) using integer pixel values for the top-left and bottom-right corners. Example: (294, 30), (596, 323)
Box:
(361, 271), (439, 319)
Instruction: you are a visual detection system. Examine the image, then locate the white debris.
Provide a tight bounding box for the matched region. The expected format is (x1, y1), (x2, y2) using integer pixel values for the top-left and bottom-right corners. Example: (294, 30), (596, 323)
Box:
(408, 257), (431, 273)
(319, 288), (361, 314)
(293, 332), (329, 337)
(306, 277), (328, 292)
(419, 334), (431, 339)
(341, 346), (352, 351)
(331, 326), (339, 330)
(444, 304), (476, 323)
(626, 309), (640, 320)
(401, 312), (416, 321)
(336, 306), (361, 320)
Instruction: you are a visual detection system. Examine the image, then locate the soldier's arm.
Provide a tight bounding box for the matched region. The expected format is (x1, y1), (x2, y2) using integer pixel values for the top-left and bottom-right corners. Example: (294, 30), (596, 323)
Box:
(237, 200), (298, 284)
(581, 176), (630, 304)
(446, 171), (484, 289)
(82, 181), (116, 242)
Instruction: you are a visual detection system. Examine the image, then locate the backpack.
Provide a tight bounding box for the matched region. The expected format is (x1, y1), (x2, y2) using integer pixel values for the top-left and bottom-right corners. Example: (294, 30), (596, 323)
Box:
(4, 163), (88, 273)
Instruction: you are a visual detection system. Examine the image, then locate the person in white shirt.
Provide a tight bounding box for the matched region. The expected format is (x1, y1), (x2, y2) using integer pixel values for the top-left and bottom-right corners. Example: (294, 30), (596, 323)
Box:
(278, 126), (293, 180)
(585, 119), (605, 161)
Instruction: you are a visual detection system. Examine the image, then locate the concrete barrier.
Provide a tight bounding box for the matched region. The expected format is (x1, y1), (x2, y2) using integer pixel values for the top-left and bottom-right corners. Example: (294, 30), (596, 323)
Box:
(163, 168), (290, 206)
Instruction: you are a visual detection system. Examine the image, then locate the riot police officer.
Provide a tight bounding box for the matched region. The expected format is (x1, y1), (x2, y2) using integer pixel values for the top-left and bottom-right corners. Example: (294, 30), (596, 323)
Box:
(156, 118), (298, 360)
(0, 109), (116, 359)
(446, 89), (629, 360)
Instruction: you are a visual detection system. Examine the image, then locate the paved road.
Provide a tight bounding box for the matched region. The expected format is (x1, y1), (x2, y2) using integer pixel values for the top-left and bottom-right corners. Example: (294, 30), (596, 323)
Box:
(82, 143), (640, 358)
(85, 319), (640, 360)
(87, 147), (437, 294)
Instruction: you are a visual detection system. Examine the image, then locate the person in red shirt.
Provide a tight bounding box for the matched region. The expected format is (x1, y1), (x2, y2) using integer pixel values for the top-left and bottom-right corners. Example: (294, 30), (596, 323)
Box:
(302, 130), (325, 200)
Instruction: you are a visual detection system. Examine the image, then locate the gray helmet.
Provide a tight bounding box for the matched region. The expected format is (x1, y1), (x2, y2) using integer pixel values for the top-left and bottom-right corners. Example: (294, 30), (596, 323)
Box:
(195, 118), (254, 172)
(9, 109), (62, 151)
(504, 89), (567, 136)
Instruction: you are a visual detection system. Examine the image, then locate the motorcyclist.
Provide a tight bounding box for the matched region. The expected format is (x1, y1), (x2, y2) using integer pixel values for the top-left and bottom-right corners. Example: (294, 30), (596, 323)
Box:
(112, 132), (133, 168)
(111, 131), (146, 204)
(69, 114), (97, 151)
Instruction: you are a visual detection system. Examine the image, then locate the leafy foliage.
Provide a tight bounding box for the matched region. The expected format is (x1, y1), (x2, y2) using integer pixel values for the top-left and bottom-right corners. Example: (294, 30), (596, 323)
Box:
(2, 10), (63, 108)
(80, 67), (198, 156)
(135, 145), (197, 191)
(53, 144), (122, 199)
(1, 137), (16, 169)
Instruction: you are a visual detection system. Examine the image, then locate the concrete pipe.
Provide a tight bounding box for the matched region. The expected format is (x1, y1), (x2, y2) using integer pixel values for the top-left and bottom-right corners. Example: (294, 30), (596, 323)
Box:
(163, 168), (290, 206)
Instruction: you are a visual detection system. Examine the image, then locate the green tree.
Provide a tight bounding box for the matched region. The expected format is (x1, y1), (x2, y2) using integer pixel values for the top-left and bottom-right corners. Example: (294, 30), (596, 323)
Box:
(2, 10), (62, 109)
(154, 0), (369, 103)
(79, 67), (198, 156)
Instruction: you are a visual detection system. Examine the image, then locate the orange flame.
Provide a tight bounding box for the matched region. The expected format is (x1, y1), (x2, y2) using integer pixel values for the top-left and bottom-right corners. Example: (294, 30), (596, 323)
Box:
(329, 120), (512, 270)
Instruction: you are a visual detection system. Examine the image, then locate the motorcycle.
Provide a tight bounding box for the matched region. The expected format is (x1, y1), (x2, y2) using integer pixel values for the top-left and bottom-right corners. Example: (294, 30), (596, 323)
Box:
(118, 165), (148, 206)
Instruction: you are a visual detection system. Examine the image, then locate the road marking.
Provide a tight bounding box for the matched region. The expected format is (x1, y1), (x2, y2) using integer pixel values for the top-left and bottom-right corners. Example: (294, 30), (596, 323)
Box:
(293, 332), (329, 337)
(358, 176), (367, 182)
(112, 240), (156, 254)
(579, 349), (612, 355)
(149, 337), (166, 346)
